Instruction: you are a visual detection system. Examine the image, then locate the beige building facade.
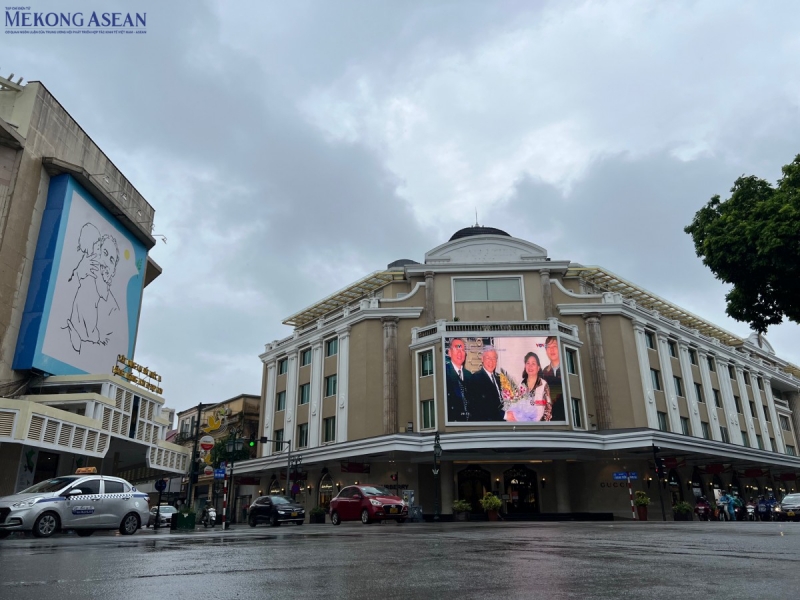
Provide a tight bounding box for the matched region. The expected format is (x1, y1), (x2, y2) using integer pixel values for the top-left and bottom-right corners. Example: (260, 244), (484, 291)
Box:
(0, 75), (187, 496)
(237, 227), (800, 520)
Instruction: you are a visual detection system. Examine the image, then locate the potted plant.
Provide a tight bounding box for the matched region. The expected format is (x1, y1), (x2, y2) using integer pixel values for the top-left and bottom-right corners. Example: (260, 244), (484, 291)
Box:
(672, 501), (693, 521)
(634, 491), (650, 521)
(479, 492), (502, 521)
(452, 499), (472, 521)
(309, 506), (326, 524)
(172, 506), (196, 530)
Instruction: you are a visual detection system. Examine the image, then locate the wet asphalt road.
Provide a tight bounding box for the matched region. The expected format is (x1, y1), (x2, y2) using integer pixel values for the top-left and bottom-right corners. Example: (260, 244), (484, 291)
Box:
(1, 521), (798, 599)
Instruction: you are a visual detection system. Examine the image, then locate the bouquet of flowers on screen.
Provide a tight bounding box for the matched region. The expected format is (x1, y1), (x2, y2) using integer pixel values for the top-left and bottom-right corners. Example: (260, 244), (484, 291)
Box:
(498, 369), (552, 422)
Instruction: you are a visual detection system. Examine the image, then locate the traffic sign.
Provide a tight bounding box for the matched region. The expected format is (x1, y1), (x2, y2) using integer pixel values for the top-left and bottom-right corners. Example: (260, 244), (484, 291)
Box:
(199, 435), (215, 452)
(213, 469), (226, 479)
(203, 465), (214, 476)
(154, 479), (167, 492)
(219, 461), (227, 470)
(613, 472), (638, 481)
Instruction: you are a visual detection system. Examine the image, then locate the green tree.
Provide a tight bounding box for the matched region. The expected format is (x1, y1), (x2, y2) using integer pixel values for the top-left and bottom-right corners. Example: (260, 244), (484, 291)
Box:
(684, 155), (800, 333)
(209, 439), (251, 468)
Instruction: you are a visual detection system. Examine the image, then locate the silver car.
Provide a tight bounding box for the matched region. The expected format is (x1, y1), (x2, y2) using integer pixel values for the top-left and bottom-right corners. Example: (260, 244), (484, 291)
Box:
(0, 473), (150, 538)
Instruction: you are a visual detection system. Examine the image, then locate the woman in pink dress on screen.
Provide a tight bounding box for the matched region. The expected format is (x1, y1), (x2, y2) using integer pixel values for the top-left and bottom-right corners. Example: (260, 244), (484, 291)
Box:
(504, 352), (552, 422)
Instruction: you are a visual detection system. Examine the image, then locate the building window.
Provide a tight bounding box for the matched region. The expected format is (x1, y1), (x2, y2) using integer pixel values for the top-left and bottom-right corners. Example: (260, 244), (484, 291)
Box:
(680, 417), (689, 436)
(689, 349), (698, 365)
(787, 445), (797, 457)
(324, 374), (337, 397)
(673, 376), (684, 397)
(278, 359), (288, 375)
(323, 417), (336, 443)
(694, 383), (705, 403)
(566, 349), (577, 375)
(780, 415), (792, 431)
(300, 348), (312, 366)
(668, 341), (677, 358)
(772, 388), (783, 400)
(763, 407), (770, 422)
(749, 401), (756, 418)
(657, 411), (668, 432)
(453, 278), (521, 302)
(422, 399), (435, 429)
(572, 398), (583, 428)
(713, 389), (722, 408)
(651, 369), (662, 391)
(707, 356), (715, 372)
(728, 365), (735, 379)
(645, 331), (656, 350)
(733, 395), (742, 414)
(720, 427), (730, 443)
(297, 423), (308, 448)
(274, 428), (284, 453)
(756, 434), (764, 450)
(742, 431), (749, 447)
(757, 377), (764, 391)
(420, 351), (434, 377)
(299, 383), (310, 405)
(325, 338), (338, 357)
(276, 390), (286, 411)
(743, 372), (750, 386)
(701, 422), (711, 440)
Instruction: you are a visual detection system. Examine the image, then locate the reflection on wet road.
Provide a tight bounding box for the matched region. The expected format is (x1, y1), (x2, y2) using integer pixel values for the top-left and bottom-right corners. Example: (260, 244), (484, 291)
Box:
(2, 521), (799, 599)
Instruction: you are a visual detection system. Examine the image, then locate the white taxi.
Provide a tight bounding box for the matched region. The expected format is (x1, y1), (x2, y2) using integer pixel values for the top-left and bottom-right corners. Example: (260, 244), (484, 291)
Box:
(0, 468), (150, 538)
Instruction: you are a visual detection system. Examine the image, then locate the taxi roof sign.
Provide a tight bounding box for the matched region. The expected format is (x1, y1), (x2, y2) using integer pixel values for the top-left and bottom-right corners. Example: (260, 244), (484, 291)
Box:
(75, 467), (98, 474)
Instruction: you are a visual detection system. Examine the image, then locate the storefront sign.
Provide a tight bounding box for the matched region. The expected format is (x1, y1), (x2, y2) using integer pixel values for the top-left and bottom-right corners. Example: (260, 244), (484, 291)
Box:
(612, 472), (638, 480)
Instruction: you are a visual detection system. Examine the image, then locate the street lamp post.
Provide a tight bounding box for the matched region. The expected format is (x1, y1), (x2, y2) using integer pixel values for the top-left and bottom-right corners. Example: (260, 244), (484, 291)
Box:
(222, 426), (244, 530)
(289, 455), (303, 500)
(433, 432), (442, 521)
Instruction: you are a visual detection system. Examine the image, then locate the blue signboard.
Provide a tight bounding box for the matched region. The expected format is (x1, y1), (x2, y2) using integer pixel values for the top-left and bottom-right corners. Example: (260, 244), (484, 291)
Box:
(213, 469), (226, 480)
(613, 472), (638, 480)
(154, 479), (167, 492)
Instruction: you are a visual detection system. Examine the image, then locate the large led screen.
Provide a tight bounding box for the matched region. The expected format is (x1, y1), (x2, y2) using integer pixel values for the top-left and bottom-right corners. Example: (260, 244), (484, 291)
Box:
(14, 174), (146, 375)
(444, 335), (566, 424)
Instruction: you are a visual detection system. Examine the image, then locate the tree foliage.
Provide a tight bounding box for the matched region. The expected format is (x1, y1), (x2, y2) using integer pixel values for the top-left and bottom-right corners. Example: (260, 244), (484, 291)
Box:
(209, 439), (252, 468)
(684, 155), (800, 333)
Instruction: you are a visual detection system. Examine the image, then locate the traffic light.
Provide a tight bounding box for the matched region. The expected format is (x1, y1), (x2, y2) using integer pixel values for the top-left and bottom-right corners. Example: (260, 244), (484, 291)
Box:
(655, 457), (667, 479)
(249, 432), (256, 448)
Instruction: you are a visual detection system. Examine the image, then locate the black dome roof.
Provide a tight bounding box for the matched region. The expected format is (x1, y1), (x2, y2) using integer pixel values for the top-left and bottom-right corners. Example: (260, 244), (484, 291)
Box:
(449, 226), (511, 241)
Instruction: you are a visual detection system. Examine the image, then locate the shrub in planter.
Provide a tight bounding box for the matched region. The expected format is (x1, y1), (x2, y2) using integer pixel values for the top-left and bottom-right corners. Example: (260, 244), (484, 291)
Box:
(453, 499), (472, 521)
(171, 510), (196, 530)
(309, 506), (326, 524)
(479, 492), (502, 521)
(672, 501), (693, 521)
(634, 491), (650, 521)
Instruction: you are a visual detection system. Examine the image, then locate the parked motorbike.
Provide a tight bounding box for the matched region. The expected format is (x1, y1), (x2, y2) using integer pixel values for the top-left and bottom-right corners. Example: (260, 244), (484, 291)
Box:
(201, 506), (217, 528)
(746, 503), (756, 521)
(694, 498), (712, 521)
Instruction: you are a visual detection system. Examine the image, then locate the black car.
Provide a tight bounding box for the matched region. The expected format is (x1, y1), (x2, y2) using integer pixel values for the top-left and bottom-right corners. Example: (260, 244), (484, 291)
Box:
(248, 495), (305, 527)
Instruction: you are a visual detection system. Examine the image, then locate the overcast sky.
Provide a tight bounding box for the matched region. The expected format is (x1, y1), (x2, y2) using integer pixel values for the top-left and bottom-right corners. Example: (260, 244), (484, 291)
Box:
(6, 0), (800, 415)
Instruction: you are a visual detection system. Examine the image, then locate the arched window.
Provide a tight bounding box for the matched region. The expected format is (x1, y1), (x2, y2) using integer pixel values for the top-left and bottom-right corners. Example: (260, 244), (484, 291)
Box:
(318, 473), (334, 510)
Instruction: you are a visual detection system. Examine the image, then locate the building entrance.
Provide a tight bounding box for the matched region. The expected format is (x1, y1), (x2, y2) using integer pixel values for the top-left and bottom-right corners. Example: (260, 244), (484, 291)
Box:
(457, 465), (491, 513)
(503, 465), (539, 514)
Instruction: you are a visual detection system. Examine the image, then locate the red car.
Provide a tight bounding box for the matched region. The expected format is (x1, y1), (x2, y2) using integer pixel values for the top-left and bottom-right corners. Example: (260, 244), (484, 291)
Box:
(330, 485), (408, 525)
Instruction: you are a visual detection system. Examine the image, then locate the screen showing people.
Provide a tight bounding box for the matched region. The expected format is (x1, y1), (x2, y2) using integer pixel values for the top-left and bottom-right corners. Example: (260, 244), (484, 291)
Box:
(444, 335), (566, 424)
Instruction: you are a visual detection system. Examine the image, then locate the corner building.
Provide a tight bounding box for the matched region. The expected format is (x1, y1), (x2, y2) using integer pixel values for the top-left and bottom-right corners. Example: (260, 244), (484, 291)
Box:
(239, 227), (800, 519)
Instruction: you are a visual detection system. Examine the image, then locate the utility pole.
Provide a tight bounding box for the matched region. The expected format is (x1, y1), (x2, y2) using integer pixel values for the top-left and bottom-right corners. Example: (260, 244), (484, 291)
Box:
(652, 444), (667, 521)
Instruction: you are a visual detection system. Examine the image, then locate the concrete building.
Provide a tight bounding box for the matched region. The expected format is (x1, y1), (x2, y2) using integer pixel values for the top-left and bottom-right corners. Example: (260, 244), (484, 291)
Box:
(0, 75), (187, 495)
(174, 394), (260, 519)
(236, 226), (800, 520)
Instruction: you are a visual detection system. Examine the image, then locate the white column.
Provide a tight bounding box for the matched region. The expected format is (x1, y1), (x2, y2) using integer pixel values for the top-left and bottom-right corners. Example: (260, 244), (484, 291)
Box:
(717, 362), (744, 445)
(632, 319), (659, 429)
(262, 362), (277, 458)
(308, 340), (324, 448)
(656, 333), (681, 432)
(761, 375), (785, 453)
(719, 364), (756, 447)
(336, 327), (351, 444)
(697, 350), (723, 441)
(677, 341), (702, 437)
(284, 352), (299, 448)
(744, 369), (772, 451)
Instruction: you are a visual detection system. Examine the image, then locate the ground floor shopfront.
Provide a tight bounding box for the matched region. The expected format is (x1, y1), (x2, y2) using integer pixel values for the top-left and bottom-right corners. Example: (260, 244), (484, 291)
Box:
(233, 429), (800, 521)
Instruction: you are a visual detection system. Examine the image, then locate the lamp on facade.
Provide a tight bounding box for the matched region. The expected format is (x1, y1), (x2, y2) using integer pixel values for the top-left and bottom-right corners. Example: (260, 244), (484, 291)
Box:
(433, 432), (442, 522)
(541, 477), (546, 489)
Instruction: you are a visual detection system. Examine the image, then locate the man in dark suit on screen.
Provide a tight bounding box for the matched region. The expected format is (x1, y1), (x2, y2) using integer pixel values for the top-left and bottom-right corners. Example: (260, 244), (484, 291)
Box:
(446, 338), (473, 421)
(467, 346), (506, 422)
(542, 336), (565, 421)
